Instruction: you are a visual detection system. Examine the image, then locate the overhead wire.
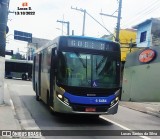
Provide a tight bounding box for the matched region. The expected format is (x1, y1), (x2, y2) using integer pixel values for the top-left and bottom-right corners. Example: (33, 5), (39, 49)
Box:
(121, 0), (160, 28)
(113, 0), (158, 43)
(100, 10), (116, 38)
(118, 0), (160, 49)
(121, 0), (159, 27)
(141, 4), (160, 16)
(131, 0), (159, 16)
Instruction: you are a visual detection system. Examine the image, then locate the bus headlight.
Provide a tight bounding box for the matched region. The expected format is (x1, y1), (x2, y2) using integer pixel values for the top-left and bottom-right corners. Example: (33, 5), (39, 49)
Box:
(57, 94), (63, 99)
(110, 97), (119, 106)
(56, 92), (70, 106)
(56, 92), (63, 100)
(110, 89), (120, 106)
(115, 97), (119, 101)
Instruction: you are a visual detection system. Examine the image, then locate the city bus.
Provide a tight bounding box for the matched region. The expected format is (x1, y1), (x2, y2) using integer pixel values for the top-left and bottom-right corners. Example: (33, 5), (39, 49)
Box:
(32, 35), (121, 115)
(5, 59), (32, 80)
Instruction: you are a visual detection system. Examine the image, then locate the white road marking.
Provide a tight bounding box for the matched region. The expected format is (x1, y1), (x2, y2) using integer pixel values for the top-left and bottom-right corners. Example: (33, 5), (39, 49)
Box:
(146, 107), (155, 111)
(16, 85), (31, 86)
(100, 116), (151, 139)
(10, 99), (15, 110)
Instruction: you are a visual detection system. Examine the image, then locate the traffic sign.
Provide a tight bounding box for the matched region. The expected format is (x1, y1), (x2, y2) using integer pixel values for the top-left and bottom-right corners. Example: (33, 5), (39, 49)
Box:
(14, 30), (32, 43)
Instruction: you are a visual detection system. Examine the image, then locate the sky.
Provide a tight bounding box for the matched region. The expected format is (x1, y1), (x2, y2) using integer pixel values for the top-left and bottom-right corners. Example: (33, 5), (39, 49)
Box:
(6, 0), (160, 56)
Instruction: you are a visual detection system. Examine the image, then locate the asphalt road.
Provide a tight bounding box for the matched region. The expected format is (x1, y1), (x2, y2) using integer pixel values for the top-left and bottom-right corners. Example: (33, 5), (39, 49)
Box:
(5, 79), (160, 139)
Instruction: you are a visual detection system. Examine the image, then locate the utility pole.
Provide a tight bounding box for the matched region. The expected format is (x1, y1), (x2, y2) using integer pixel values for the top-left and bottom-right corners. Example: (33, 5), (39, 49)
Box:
(116, 0), (122, 42)
(72, 30), (74, 35)
(0, 0), (10, 104)
(71, 6), (115, 38)
(57, 20), (70, 35)
(71, 6), (86, 36)
(100, 0), (122, 42)
(82, 9), (86, 36)
(86, 12), (115, 39)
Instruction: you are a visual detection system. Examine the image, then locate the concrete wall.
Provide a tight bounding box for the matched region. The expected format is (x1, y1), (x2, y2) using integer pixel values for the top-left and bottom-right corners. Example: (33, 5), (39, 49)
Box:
(121, 46), (160, 102)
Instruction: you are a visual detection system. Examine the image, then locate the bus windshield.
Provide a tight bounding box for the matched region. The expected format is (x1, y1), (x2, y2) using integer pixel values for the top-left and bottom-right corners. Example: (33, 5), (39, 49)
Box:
(57, 51), (119, 88)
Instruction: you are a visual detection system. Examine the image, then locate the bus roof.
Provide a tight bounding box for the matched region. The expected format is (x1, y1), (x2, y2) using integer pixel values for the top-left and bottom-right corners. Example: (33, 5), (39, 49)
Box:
(34, 35), (119, 54)
(65, 35), (113, 42)
(5, 59), (33, 64)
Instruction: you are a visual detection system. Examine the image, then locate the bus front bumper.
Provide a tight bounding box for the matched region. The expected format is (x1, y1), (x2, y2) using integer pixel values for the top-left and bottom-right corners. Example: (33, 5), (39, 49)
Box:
(54, 96), (119, 115)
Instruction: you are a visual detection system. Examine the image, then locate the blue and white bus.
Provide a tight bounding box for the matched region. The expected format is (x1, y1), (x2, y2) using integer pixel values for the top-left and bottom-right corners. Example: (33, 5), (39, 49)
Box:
(32, 35), (121, 116)
(5, 59), (32, 80)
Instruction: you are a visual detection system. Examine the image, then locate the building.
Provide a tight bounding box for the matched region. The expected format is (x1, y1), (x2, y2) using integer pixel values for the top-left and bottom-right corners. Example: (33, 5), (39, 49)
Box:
(121, 18), (160, 102)
(103, 29), (137, 62)
(118, 29), (137, 62)
(133, 18), (160, 47)
(27, 37), (50, 60)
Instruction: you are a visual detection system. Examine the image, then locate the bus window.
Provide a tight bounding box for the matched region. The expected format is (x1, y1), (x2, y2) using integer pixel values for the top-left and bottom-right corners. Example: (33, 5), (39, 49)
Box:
(57, 51), (118, 88)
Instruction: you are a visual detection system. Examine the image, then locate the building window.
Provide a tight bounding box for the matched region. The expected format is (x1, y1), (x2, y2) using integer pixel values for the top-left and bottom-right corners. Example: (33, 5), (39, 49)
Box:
(140, 31), (147, 43)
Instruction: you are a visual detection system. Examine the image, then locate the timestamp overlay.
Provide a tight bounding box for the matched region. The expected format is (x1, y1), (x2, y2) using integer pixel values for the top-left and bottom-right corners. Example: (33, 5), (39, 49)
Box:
(14, 2), (36, 16)
(0, 130), (160, 137)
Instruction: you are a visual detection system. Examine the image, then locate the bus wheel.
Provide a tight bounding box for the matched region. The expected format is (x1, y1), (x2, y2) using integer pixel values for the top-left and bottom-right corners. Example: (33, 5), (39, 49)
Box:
(36, 93), (40, 101)
(22, 74), (27, 80)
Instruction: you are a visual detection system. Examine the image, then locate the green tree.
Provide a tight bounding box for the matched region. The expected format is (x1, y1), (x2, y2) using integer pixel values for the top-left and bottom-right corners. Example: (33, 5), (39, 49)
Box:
(11, 52), (26, 60)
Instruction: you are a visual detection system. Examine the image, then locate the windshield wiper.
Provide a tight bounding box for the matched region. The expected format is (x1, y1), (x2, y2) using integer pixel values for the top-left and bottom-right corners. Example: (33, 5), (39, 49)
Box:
(96, 56), (106, 70)
(75, 52), (87, 68)
(75, 52), (88, 83)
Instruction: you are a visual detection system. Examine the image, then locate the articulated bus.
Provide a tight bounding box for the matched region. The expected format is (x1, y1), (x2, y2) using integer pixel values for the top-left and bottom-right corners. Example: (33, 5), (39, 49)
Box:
(32, 36), (121, 115)
(5, 59), (32, 80)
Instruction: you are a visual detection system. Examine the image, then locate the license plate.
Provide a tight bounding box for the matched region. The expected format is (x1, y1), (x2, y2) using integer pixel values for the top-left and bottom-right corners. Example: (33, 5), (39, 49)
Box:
(85, 107), (96, 112)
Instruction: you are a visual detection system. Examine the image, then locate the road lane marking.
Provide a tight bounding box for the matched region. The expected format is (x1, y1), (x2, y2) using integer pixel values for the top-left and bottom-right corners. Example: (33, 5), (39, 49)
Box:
(146, 107), (155, 111)
(100, 116), (151, 139)
(14, 84), (31, 86)
(10, 99), (15, 110)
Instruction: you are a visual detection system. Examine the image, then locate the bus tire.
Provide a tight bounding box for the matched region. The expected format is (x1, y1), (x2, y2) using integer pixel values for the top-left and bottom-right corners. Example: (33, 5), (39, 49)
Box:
(22, 74), (27, 80)
(36, 93), (40, 101)
(36, 84), (40, 101)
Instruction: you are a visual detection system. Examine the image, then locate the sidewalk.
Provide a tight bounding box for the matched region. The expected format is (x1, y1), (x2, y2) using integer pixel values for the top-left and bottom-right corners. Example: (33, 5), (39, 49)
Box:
(0, 84), (21, 130)
(0, 83), (43, 139)
(119, 101), (160, 118)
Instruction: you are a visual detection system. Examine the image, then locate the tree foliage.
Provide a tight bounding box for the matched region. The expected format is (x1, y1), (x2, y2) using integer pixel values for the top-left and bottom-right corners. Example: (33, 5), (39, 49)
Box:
(11, 52), (26, 60)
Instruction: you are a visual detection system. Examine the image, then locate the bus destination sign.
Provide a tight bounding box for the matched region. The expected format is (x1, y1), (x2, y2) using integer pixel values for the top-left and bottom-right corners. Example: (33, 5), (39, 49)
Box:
(68, 39), (106, 50)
